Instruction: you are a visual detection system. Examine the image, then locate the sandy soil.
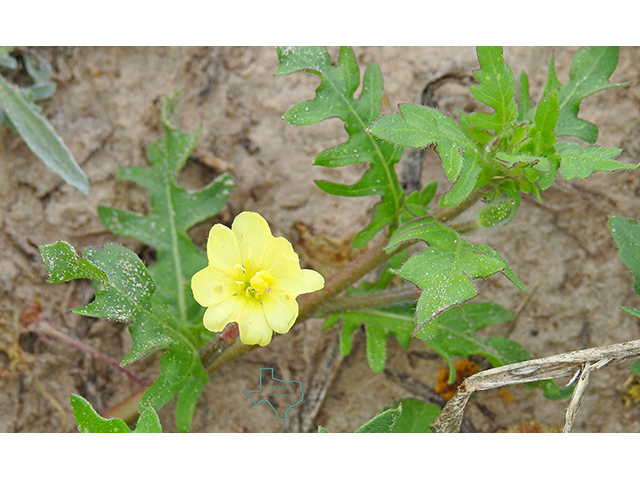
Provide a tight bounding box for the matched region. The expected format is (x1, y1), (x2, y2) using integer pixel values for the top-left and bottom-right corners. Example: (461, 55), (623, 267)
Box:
(1, 46), (640, 433)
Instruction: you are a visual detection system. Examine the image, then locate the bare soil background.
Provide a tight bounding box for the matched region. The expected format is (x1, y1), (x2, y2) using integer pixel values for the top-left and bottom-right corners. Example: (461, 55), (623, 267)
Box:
(2, 46), (640, 433)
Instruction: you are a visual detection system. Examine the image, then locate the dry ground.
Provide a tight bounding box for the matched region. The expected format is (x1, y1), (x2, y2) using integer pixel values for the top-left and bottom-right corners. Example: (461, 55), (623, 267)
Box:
(1, 46), (640, 432)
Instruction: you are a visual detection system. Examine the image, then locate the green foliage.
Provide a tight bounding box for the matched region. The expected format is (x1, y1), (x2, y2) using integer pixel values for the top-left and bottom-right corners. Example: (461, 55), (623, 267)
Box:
(39, 241), (208, 433)
(544, 46), (627, 143)
(70, 394), (162, 433)
(98, 91), (233, 324)
(609, 216), (640, 295)
(319, 403), (403, 433)
(423, 302), (526, 380)
(326, 303), (414, 374)
(323, 252), (411, 373)
(609, 216), (640, 377)
(388, 398), (440, 433)
(275, 46), (405, 247)
(0, 48), (89, 194)
(386, 215), (523, 338)
(367, 46), (636, 213)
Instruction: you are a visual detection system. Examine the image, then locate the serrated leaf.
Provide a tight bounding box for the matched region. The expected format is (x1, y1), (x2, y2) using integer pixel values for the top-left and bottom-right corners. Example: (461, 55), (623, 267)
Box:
(468, 46), (518, 135)
(324, 304), (415, 374)
(385, 217), (523, 335)
(544, 47), (626, 143)
(323, 251), (412, 373)
(367, 103), (482, 207)
(609, 216), (640, 295)
(420, 303), (525, 378)
(99, 93), (233, 324)
(70, 394), (162, 433)
(422, 303), (570, 400)
(0, 74), (89, 194)
(389, 398), (441, 433)
(556, 142), (635, 180)
(40, 241), (207, 432)
(275, 46), (404, 247)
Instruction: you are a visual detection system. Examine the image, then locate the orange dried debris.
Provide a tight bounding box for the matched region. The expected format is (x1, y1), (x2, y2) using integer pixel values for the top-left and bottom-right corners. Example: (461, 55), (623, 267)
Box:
(435, 359), (479, 400)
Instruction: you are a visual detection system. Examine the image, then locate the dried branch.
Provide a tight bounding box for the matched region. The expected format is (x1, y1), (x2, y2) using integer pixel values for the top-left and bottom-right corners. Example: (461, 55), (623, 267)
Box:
(430, 339), (640, 433)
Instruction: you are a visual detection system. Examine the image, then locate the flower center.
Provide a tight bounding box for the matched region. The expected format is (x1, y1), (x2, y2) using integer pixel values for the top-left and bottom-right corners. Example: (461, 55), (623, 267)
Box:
(235, 264), (276, 301)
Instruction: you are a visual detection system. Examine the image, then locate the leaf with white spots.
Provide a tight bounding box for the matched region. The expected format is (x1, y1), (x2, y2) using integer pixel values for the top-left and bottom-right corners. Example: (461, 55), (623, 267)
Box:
(39, 241), (207, 432)
(98, 90), (233, 324)
(386, 216), (523, 338)
(275, 46), (405, 247)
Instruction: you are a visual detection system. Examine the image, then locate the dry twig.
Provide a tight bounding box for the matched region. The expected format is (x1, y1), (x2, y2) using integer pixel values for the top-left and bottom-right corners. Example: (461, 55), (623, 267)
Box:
(430, 339), (640, 433)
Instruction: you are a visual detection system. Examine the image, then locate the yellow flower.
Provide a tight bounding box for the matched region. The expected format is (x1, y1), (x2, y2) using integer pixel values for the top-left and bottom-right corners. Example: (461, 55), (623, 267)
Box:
(191, 211), (325, 346)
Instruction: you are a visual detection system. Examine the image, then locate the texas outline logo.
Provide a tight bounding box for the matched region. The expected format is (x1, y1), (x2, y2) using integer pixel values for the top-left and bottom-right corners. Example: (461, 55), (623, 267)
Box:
(243, 368), (304, 421)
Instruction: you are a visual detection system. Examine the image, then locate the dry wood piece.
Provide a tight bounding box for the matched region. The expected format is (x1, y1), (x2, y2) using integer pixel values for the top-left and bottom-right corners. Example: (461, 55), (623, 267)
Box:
(430, 339), (640, 433)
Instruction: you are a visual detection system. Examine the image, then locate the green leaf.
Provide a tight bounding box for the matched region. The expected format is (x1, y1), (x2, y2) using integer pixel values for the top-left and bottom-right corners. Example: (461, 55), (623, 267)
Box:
(468, 46), (518, 135)
(530, 90), (560, 155)
(275, 46), (404, 247)
(0, 47), (17, 69)
(389, 398), (441, 433)
(355, 404), (402, 433)
(324, 304), (415, 374)
(40, 241), (207, 432)
(98, 92), (233, 324)
(622, 306), (640, 318)
(630, 359), (640, 378)
(385, 217), (523, 335)
(477, 198), (519, 228)
(544, 47), (626, 143)
(323, 251), (412, 373)
(556, 142), (635, 180)
(318, 404), (403, 433)
(517, 71), (534, 122)
(0, 74), (89, 194)
(70, 394), (162, 433)
(367, 103), (482, 207)
(421, 303), (526, 379)
(609, 216), (640, 295)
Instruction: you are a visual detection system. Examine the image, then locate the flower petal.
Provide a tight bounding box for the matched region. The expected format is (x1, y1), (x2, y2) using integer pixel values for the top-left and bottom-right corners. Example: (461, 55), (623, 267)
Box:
(202, 295), (246, 332)
(262, 237), (303, 278)
(232, 212), (275, 274)
(272, 269), (325, 297)
(235, 301), (273, 346)
(261, 292), (299, 334)
(191, 266), (237, 308)
(206, 223), (242, 279)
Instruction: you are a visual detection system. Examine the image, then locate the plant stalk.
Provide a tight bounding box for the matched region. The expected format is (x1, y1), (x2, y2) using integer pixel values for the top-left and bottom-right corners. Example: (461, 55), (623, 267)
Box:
(104, 184), (492, 424)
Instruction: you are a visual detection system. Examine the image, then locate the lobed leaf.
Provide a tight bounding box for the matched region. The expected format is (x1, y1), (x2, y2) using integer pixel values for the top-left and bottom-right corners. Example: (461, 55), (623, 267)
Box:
(275, 46), (405, 247)
(70, 394), (162, 433)
(323, 252), (411, 372)
(98, 91), (233, 324)
(385, 216), (523, 337)
(468, 46), (518, 135)
(556, 142), (635, 180)
(544, 46), (627, 143)
(40, 241), (207, 432)
(324, 304), (414, 374)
